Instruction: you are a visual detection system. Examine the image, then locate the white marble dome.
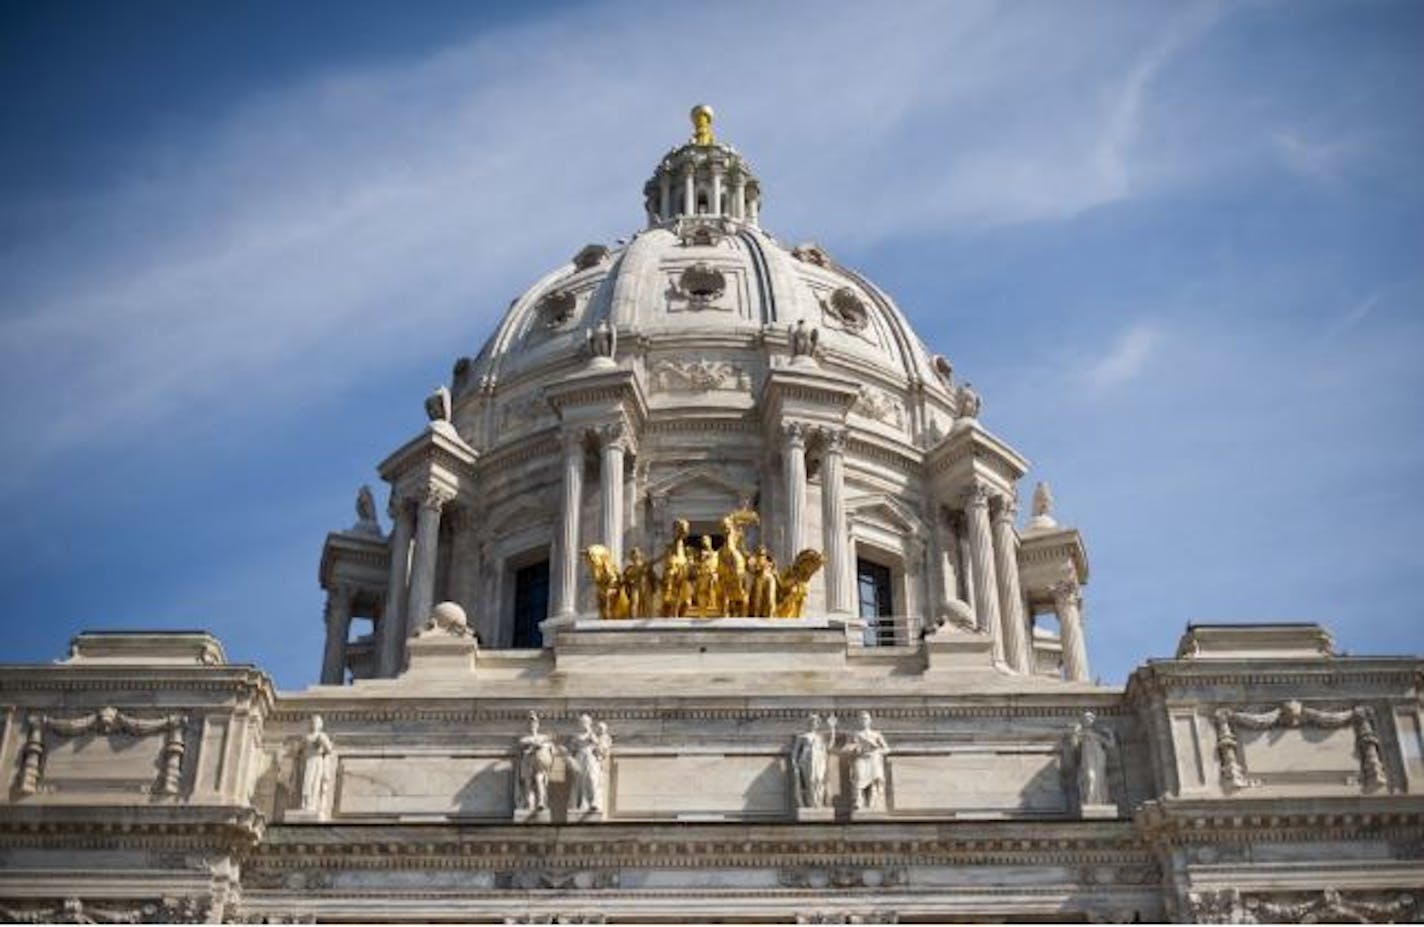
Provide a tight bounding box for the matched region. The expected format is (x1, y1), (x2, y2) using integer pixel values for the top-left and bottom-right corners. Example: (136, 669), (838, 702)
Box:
(451, 116), (962, 447)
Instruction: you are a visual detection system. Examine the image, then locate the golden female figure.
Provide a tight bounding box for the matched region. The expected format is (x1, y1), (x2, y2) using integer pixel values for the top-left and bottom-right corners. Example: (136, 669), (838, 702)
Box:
(622, 548), (657, 619)
(747, 544), (779, 618)
(691, 535), (721, 617)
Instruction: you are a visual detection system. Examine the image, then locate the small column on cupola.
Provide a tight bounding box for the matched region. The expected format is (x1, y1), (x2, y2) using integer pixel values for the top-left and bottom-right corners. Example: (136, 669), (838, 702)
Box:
(1017, 481), (1093, 681)
(642, 105), (761, 227)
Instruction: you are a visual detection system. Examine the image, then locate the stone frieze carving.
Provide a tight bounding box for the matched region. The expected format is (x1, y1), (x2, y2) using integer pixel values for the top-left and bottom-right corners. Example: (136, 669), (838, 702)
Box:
(495, 869), (619, 891)
(850, 385), (905, 428)
(16, 707), (188, 797)
(1211, 700), (1387, 792)
(651, 357), (750, 392)
(1187, 887), (1418, 924)
(778, 866), (906, 890)
(242, 869), (335, 891)
(499, 394), (551, 435)
(796, 913), (898, 925)
(0, 896), (210, 924)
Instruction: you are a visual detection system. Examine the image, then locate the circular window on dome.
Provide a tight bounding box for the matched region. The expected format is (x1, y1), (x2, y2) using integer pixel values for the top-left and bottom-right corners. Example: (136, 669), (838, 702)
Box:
(824, 286), (869, 333)
(678, 262), (726, 308)
(535, 290), (578, 330)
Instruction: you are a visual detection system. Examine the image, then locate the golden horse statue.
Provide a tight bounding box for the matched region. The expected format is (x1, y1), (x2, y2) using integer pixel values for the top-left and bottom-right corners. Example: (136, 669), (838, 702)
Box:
(658, 519), (693, 617)
(776, 549), (825, 618)
(582, 545), (628, 619)
(716, 508), (759, 617)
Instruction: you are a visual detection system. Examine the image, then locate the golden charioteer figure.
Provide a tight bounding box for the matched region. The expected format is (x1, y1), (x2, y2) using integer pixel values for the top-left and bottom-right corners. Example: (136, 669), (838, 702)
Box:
(581, 508), (824, 620)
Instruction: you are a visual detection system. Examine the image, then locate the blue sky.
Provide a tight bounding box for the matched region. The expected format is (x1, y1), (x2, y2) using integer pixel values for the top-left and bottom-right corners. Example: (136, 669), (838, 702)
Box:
(1, 0), (1420, 690)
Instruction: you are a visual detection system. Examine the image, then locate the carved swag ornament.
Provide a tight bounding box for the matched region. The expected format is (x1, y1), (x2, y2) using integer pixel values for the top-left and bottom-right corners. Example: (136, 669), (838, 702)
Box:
(1211, 700), (1387, 792)
(1187, 887), (1418, 924)
(16, 707), (188, 797)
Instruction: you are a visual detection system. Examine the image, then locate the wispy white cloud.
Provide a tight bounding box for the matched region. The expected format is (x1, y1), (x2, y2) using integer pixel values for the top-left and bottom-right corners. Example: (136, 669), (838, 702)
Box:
(0, 0), (1244, 485)
(1271, 129), (1358, 183)
(1084, 323), (1163, 391)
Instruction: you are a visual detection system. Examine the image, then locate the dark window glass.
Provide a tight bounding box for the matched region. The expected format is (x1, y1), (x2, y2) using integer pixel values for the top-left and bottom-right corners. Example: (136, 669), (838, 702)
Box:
(512, 560), (550, 649)
(856, 558), (894, 646)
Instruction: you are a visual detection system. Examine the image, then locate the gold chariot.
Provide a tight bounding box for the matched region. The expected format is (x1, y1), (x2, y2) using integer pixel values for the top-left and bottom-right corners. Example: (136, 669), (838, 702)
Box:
(582, 508), (825, 620)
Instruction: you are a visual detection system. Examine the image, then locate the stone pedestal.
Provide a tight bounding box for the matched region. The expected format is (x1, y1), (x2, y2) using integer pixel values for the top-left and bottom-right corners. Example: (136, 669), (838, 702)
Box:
(794, 807), (836, 823)
(283, 809), (327, 824)
(513, 808), (551, 825)
(402, 630), (478, 677)
(552, 617), (854, 675)
(924, 627), (997, 674)
(1080, 803), (1118, 820)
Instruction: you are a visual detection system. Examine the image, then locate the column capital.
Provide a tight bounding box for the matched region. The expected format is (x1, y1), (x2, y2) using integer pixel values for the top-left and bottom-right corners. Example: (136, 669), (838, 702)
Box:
(991, 494), (1019, 525)
(325, 582), (358, 608)
(561, 427), (588, 455)
(419, 484), (456, 513)
(962, 483), (993, 510)
(598, 421), (635, 454)
(780, 420), (809, 449)
(817, 425), (848, 453)
(1051, 579), (1082, 609)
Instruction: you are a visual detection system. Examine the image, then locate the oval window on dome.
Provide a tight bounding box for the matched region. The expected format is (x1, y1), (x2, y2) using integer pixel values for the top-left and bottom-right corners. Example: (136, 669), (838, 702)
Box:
(825, 286), (870, 333)
(678, 263), (726, 307)
(535, 290), (578, 330)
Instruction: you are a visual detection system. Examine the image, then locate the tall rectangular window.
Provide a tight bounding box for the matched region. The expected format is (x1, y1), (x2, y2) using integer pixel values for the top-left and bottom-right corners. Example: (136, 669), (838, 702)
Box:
(857, 558), (894, 647)
(512, 560), (550, 649)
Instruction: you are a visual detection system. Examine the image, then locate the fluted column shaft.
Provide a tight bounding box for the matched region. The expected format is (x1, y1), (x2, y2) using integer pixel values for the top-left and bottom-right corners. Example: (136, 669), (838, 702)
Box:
(711, 165), (724, 216)
(320, 584), (354, 685)
(683, 168), (695, 217)
(929, 508), (957, 613)
(600, 425), (628, 565)
(781, 423), (808, 561)
(659, 174), (671, 222)
(554, 431), (584, 617)
(733, 177), (746, 220)
(378, 498), (415, 677)
(820, 428), (852, 615)
(1054, 580), (1090, 682)
(991, 497), (1031, 673)
(963, 484), (1003, 663)
(405, 486), (451, 639)
(955, 517), (975, 613)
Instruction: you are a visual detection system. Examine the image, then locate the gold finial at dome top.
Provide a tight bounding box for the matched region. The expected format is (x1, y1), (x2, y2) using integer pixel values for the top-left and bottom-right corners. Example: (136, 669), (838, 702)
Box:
(690, 104), (715, 146)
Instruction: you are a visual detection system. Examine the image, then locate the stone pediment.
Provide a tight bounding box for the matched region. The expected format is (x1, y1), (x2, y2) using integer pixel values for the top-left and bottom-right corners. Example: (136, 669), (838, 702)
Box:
(645, 466), (747, 505)
(845, 493), (925, 539)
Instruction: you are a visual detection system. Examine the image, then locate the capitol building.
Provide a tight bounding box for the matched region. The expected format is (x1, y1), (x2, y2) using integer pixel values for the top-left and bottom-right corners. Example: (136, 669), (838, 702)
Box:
(0, 108), (1420, 924)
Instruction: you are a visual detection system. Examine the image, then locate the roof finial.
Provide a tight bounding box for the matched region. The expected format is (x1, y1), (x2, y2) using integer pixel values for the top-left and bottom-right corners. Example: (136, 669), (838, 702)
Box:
(690, 104), (714, 146)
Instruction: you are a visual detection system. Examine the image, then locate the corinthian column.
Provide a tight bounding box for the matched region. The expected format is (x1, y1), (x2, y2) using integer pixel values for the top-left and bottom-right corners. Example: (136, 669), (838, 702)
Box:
(378, 496), (415, 677)
(820, 427), (852, 616)
(1053, 580), (1090, 682)
(991, 496), (1031, 673)
(781, 422), (808, 560)
(599, 423), (630, 565)
(553, 430), (585, 618)
(683, 167), (695, 216)
(405, 485), (453, 639)
(963, 484), (1004, 664)
(320, 584), (355, 685)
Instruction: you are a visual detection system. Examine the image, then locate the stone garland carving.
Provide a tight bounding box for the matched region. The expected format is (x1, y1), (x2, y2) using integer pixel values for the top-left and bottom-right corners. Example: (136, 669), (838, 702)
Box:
(820, 286), (870, 334)
(571, 243), (609, 271)
(495, 869), (619, 891)
(851, 385), (905, 429)
(515, 712), (555, 815)
(0, 896), (210, 924)
(796, 913), (899, 925)
(791, 713), (834, 809)
(1187, 887), (1418, 924)
(651, 358), (750, 392)
(295, 715), (336, 819)
(778, 867), (907, 890)
(790, 242), (831, 266)
(17, 708), (188, 797)
(1212, 700), (1387, 792)
(676, 218), (725, 248)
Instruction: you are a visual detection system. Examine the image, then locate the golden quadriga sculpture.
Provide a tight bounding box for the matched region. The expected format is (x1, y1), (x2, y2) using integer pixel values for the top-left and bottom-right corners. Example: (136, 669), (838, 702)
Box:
(582, 509), (825, 620)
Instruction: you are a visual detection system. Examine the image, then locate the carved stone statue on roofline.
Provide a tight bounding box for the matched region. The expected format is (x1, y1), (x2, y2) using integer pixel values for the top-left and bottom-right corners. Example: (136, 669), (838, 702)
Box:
(586, 319), (617, 367)
(788, 318), (819, 365)
(291, 715), (336, 821)
(1064, 710), (1116, 817)
(514, 712), (555, 820)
